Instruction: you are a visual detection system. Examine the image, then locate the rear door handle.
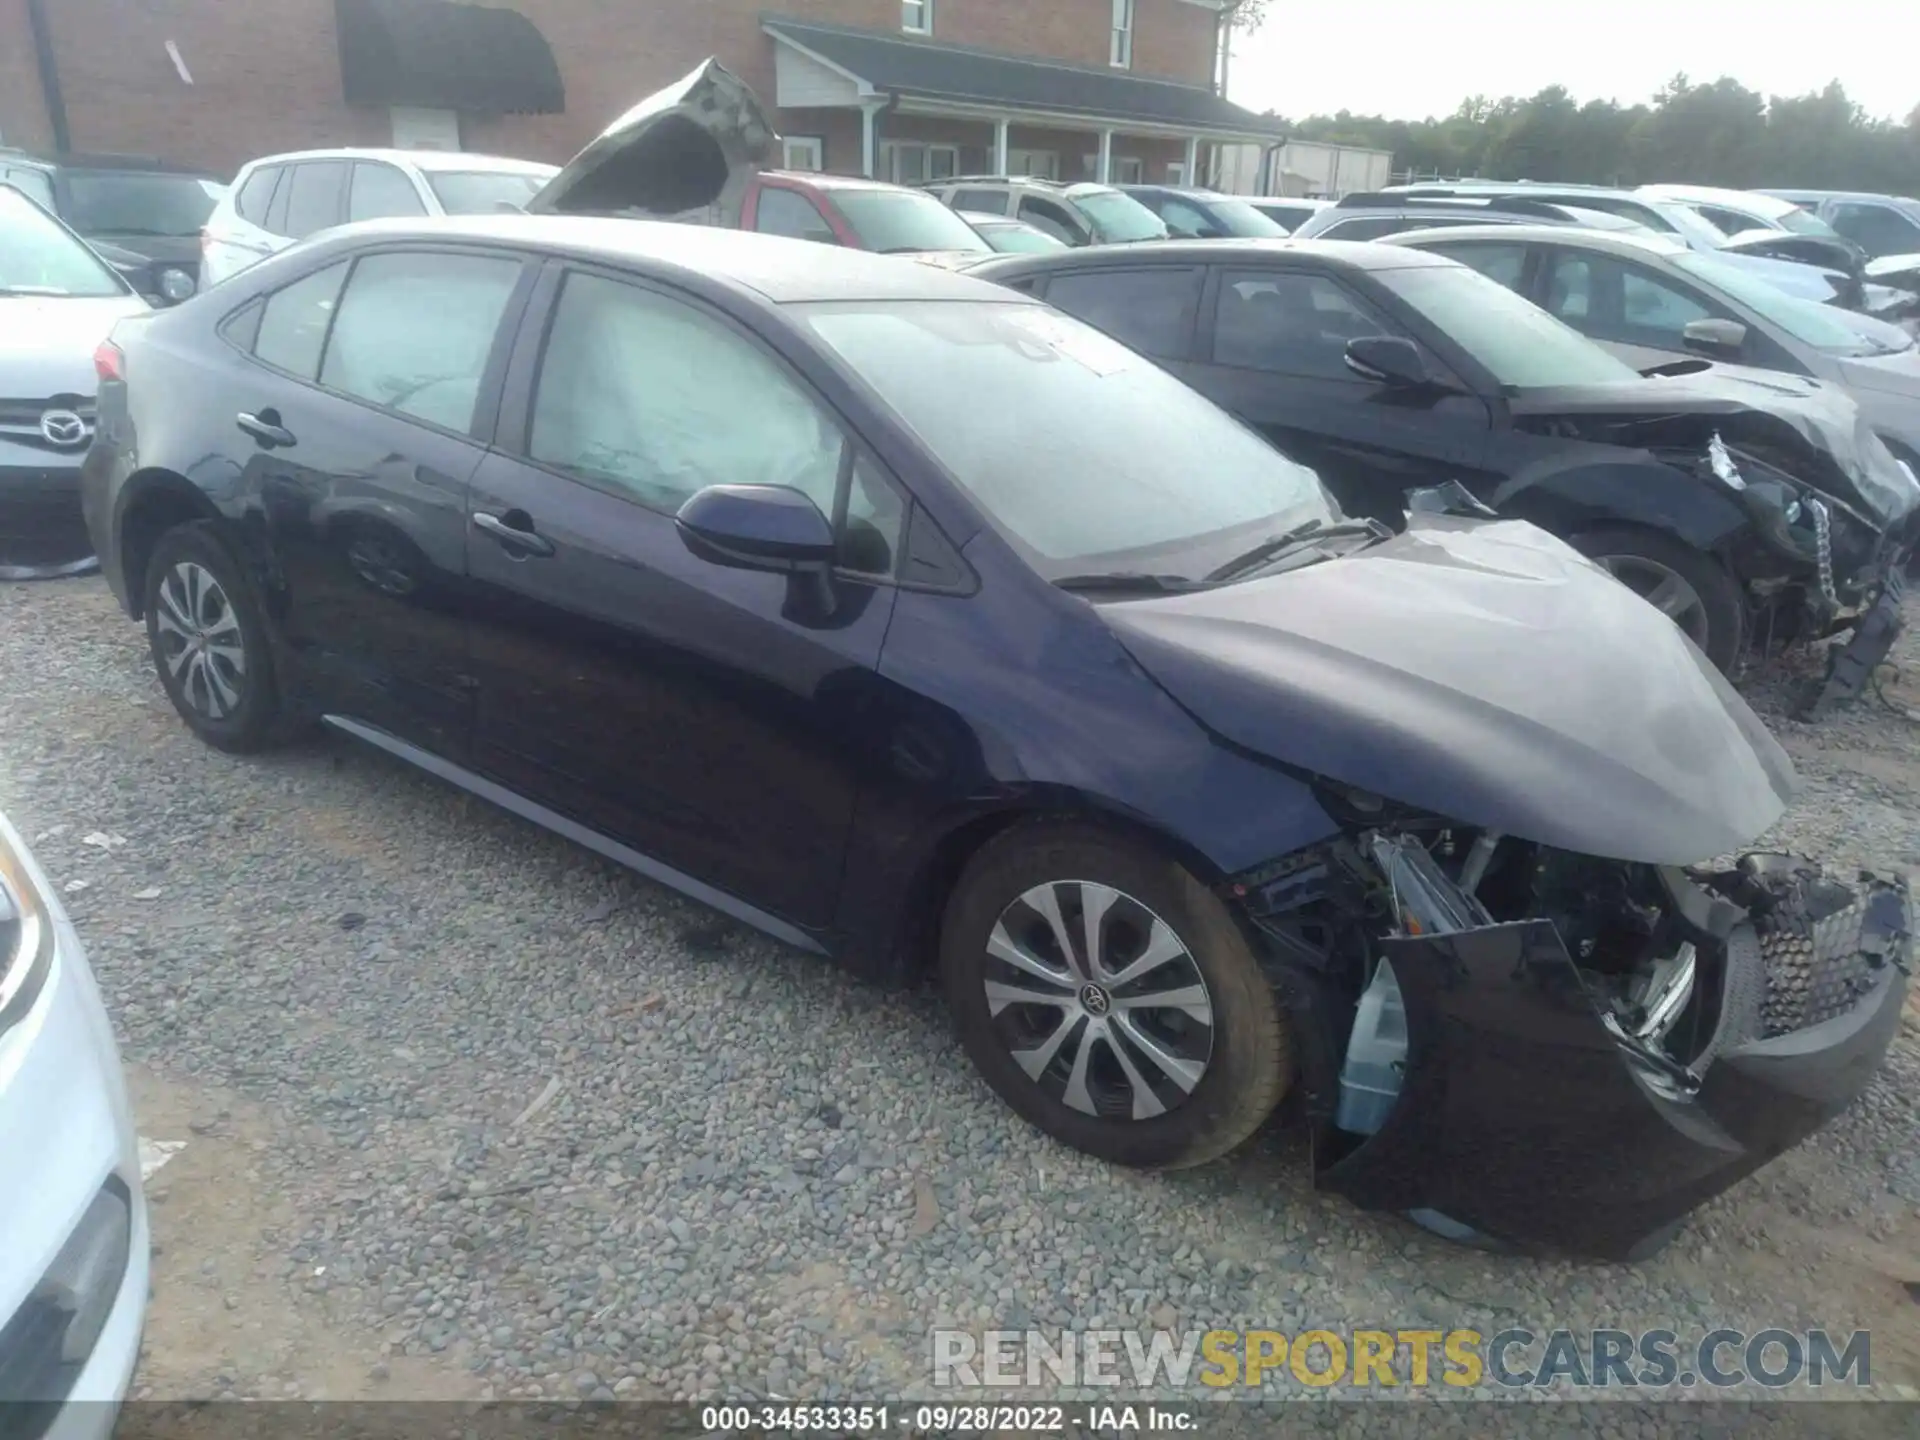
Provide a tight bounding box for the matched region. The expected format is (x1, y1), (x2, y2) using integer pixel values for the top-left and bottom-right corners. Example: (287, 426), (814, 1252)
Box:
(473, 509), (555, 558)
(237, 410), (294, 447)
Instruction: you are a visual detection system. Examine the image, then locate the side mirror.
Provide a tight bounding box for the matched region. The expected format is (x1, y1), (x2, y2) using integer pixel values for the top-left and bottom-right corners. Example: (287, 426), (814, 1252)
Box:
(1345, 335), (1432, 388)
(676, 484), (835, 575)
(1682, 317), (1747, 358)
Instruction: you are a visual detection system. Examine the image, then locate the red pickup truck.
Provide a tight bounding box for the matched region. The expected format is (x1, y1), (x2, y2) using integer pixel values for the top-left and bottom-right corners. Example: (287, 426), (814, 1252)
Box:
(526, 59), (991, 263)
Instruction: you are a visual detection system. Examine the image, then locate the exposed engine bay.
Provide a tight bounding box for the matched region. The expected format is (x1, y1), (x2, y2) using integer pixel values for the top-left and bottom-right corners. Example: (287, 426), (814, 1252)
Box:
(1232, 808), (1913, 1258)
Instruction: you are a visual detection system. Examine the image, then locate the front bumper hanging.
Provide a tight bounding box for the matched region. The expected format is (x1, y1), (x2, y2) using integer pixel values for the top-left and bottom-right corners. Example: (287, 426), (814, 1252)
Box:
(1799, 564), (1906, 720)
(1315, 860), (1911, 1261)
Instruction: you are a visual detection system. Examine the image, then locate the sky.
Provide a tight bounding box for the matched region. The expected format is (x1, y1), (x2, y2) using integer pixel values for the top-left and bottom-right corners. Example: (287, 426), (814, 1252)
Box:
(1227, 0), (1918, 125)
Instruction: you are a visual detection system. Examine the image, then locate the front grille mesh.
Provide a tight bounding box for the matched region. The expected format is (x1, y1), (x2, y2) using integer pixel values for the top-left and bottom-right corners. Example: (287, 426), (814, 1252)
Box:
(1755, 874), (1912, 1036)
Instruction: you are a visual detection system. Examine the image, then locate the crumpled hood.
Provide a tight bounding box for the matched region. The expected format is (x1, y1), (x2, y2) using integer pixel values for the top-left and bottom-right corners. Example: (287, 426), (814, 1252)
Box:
(1865, 252), (1920, 291)
(0, 294), (148, 397)
(524, 58), (776, 226)
(1103, 516), (1796, 866)
(1509, 367), (1920, 528)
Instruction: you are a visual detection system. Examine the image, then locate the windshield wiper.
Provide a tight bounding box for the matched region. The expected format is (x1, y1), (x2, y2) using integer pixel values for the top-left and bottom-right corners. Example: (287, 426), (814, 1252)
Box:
(1053, 572), (1205, 595)
(1204, 518), (1391, 582)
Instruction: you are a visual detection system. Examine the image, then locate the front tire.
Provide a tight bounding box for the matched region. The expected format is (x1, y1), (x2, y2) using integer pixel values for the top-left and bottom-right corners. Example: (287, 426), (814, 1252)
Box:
(940, 821), (1290, 1170)
(1568, 526), (1747, 673)
(143, 522), (291, 753)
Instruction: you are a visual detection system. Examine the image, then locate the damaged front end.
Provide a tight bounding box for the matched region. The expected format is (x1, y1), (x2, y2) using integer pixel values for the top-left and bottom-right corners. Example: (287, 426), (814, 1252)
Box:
(1235, 816), (1912, 1262)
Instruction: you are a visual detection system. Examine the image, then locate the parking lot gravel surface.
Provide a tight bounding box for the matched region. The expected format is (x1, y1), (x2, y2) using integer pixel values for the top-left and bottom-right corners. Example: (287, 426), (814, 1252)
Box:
(3, 576), (1917, 1411)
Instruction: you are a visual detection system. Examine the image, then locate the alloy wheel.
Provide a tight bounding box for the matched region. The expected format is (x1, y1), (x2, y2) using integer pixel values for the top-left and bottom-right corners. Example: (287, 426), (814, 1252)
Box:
(982, 880), (1215, 1121)
(1594, 555), (1711, 648)
(153, 560), (248, 720)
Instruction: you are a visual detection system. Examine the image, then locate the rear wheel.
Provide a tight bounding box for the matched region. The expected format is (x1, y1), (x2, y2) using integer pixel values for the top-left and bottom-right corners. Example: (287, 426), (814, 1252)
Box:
(940, 821), (1290, 1170)
(1569, 526), (1746, 673)
(143, 523), (293, 753)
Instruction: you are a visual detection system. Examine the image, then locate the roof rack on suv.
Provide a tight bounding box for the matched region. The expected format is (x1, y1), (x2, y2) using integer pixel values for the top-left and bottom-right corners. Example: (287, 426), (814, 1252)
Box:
(1334, 191), (1579, 222)
(935, 175), (1071, 190)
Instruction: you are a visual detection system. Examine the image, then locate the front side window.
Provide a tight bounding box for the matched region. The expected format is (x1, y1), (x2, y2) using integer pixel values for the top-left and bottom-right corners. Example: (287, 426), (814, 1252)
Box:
(1017, 197), (1084, 245)
(60, 171), (222, 238)
(1378, 261), (1641, 389)
(318, 251), (521, 431)
(754, 187), (838, 244)
(252, 261), (349, 379)
(1111, 0), (1134, 67)
(1212, 270), (1402, 380)
(1828, 202), (1920, 258)
(1044, 268), (1201, 360)
(347, 162), (427, 222)
(1538, 249), (1725, 351)
(1421, 240), (1529, 290)
(901, 0), (932, 33)
(280, 161), (347, 239)
(0, 185), (128, 297)
(802, 300), (1334, 575)
(1775, 206), (1839, 239)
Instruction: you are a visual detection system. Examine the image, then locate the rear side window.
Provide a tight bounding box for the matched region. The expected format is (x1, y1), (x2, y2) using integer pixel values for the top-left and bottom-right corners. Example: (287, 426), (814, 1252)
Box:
(1422, 241), (1529, 290)
(253, 260), (350, 378)
(1043, 268), (1201, 360)
(347, 162), (427, 222)
(318, 251), (521, 431)
(1018, 196), (1085, 245)
(281, 161), (347, 239)
(753, 187), (837, 244)
(952, 188), (1008, 215)
(234, 166), (280, 225)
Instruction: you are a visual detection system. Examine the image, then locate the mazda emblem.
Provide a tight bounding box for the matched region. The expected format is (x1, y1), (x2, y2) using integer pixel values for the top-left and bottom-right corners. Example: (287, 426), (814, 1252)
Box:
(38, 409), (89, 448)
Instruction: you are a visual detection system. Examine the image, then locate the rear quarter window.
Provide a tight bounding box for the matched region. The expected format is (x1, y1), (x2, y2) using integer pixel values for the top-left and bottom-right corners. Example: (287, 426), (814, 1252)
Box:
(234, 166), (279, 225)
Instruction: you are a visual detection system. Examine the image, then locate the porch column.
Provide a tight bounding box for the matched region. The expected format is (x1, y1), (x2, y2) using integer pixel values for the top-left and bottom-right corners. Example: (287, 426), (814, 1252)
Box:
(1097, 128), (1113, 184)
(1183, 135), (1198, 184)
(993, 117), (1009, 175)
(860, 99), (882, 179)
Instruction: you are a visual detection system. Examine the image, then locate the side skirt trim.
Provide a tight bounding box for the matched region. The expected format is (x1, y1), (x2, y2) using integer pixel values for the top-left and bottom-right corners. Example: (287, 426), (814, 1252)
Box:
(320, 714), (828, 956)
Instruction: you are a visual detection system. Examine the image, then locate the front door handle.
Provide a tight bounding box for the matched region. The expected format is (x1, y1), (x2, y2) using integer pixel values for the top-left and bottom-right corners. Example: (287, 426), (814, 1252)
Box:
(472, 509), (555, 558)
(237, 410), (295, 448)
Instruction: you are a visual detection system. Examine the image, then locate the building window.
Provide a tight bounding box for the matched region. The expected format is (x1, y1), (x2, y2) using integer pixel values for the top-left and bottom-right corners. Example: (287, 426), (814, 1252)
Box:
(1167, 162), (1187, 185)
(390, 106), (461, 151)
(1110, 0), (1134, 68)
(902, 0), (932, 34)
(882, 142), (958, 185)
(783, 136), (825, 171)
(1081, 153), (1145, 183)
(1008, 149), (1058, 180)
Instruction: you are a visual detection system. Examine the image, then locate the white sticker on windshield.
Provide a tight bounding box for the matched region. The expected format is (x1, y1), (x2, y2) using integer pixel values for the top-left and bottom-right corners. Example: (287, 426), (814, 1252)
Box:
(1010, 309), (1133, 377)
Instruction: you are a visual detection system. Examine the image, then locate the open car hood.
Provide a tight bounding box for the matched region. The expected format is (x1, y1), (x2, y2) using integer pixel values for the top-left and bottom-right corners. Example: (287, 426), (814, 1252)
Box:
(1103, 516), (1796, 866)
(525, 58), (776, 226)
(1719, 227), (1862, 276)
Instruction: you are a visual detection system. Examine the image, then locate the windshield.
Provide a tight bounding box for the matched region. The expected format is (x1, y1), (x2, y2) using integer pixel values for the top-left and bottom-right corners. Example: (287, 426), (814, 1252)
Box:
(426, 170), (555, 215)
(0, 186), (128, 296)
(1656, 203), (1732, 248)
(62, 171), (222, 237)
(1379, 262), (1641, 388)
(1203, 198), (1288, 237)
(832, 190), (991, 254)
(983, 222), (1067, 254)
(1675, 252), (1890, 355)
(1776, 206), (1840, 239)
(800, 300), (1334, 575)
(1070, 189), (1170, 243)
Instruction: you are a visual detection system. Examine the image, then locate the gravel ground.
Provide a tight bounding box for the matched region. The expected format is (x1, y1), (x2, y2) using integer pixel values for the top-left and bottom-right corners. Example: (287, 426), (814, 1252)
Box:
(3, 575), (1917, 1414)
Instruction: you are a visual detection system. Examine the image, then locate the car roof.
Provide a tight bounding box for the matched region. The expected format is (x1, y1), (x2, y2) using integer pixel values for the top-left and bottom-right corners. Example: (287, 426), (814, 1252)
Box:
(315, 214), (1034, 304)
(956, 211), (1019, 224)
(237, 148), (555, 175)
(1119, 185), (1229, 200)
(767, 170), (915, 192)
(1383, 223), (1690, 257)
(967, 236), (1457, 276)
(0, 147), (219, 177)
(1638, 183), (1797, 217)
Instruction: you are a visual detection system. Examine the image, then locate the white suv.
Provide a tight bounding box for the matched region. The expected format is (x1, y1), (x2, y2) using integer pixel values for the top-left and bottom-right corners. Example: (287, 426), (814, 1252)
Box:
(201, 148), (558, 286)
(923, 176), (1168, 246)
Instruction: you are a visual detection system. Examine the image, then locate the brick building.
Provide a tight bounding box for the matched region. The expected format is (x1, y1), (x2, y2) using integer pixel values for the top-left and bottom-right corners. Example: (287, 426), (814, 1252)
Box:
(0, 0), (1283, 186)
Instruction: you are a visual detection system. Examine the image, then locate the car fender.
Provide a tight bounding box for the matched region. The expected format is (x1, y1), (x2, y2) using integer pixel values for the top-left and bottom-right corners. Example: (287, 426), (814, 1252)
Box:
(1489, 457), (1750, 553)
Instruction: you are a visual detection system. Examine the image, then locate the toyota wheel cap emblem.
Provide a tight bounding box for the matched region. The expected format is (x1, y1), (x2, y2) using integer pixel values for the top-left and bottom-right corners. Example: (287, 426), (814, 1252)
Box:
(39, 409), (88, 447)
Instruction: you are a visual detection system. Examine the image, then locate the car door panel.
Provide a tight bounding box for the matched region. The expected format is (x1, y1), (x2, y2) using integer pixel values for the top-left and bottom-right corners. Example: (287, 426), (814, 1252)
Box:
(236, 247), (531, 760)
(1190, 265), (1493, 523)
(463, 265), (900, 930)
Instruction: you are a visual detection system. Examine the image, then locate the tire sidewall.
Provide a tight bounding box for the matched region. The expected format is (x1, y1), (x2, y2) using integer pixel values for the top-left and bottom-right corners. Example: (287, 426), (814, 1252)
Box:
(940, 824), (1286, 1169)
(143, 524), (281, 751)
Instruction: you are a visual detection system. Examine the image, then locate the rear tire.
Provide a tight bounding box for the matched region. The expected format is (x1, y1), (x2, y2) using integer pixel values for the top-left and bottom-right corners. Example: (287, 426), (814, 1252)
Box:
(143, 523), (293, 753)
(940, 821), (1290, 1170)
(1569, 526), (1746, 673)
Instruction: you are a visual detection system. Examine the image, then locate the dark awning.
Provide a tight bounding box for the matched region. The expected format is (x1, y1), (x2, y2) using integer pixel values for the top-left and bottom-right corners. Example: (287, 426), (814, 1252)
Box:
(762, 17), (1287, 141)
(335, 0), (564, 115)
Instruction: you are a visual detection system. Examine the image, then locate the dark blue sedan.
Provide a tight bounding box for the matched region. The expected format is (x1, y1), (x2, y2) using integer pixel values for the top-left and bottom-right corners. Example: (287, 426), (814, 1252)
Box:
(80, 216), (1909, 1260)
